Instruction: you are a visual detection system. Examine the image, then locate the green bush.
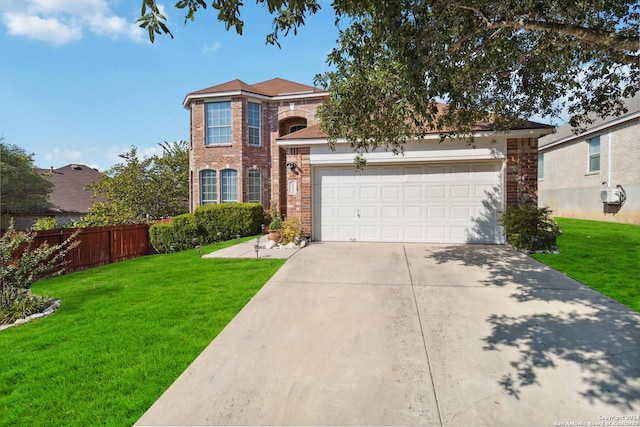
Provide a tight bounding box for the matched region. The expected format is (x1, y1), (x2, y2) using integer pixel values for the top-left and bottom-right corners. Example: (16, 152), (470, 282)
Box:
(195, 203), (264, 243)
(32, 217), (58, 230)
(149, 214), (200, 253)
(499, 204), (561, 251)
(148, 223), (175, 253)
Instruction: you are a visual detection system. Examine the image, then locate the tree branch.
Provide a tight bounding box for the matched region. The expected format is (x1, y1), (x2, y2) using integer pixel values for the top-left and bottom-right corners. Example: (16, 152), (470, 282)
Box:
(451, 3), (638, 52)
(487, 19), (638, 52)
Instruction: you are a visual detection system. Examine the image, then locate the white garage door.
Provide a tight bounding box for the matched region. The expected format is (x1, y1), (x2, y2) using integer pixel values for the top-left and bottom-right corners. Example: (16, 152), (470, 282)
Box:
(313, 162), (503, 243)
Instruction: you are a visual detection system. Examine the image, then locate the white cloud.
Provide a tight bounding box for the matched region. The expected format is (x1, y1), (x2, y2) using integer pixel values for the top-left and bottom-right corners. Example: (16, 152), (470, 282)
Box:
(87, 13), (144, 42)
(44, 148), (83, 162)
(3, 12), (82, 45)
(1, 0), (146, 45)
(203, 41), (222, 53)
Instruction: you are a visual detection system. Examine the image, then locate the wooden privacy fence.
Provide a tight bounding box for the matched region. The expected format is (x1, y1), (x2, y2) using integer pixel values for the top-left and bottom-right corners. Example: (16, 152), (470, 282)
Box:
(32, 224), (155, 274)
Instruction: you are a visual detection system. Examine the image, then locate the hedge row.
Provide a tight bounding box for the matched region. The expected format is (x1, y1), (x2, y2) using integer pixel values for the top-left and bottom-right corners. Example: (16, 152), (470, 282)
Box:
(149, 203), (264, 253)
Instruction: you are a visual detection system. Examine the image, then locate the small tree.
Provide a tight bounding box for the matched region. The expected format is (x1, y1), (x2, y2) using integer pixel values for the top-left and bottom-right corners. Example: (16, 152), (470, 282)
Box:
(0, 221), (79, 322)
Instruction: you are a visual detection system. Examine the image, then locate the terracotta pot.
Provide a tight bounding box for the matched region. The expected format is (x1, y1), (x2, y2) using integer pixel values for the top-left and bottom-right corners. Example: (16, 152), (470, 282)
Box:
(268, 231), (282, 242)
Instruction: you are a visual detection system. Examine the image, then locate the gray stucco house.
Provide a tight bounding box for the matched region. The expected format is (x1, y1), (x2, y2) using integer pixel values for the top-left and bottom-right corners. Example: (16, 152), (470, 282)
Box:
(538, 94), (640, 224)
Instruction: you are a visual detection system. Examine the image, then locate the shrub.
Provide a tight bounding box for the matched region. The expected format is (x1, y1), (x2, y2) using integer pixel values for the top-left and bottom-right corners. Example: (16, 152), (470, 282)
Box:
(499, 204), (561, 251)
(268, 200), (282, 230)
(194, 203), (264, 243)
(149, 214), (200, 253)
(0, 221), (78, 322)
(32, 217), (58, 230)
(281, 217), (300, 244)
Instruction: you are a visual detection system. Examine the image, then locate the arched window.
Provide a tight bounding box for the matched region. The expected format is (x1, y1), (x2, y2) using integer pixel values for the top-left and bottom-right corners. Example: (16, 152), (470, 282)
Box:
(289, 124), (306, 134)
(221, 169), (238, 203)
(200, 170), (217, 205)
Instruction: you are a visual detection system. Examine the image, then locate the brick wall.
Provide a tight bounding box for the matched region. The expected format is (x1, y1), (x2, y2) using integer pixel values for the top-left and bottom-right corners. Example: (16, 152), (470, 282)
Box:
(189, 93), (326, 213)
(506, 138), (538, 205)
(285, 147), (312, 234)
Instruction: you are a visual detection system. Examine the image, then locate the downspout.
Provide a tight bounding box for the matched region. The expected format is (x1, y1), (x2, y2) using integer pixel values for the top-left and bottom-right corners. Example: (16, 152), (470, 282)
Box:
(607, 132), (612, 188)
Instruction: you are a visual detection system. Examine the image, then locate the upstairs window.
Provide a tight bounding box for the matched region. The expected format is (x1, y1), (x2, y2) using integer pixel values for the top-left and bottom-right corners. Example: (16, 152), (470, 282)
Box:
(289, 124), (306, 134)
(248, 102), (261, 146)
(537, 153), (544, 180)
(247, 170), (262, 203)
(206, 102), (231, 145)
(588, 136), (600, 173)
(221, 169), (238, 203)
(200, 170), (217, 205)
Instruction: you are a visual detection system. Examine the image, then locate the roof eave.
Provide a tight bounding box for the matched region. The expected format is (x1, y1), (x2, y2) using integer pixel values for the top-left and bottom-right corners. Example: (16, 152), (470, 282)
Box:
(183, 89), (329, 109)
(278, 127), (553, 147)
(539, 111), (640, 151)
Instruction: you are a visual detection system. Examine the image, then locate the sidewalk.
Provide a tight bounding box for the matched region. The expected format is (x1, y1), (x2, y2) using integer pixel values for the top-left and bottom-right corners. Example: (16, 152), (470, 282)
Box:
(202, 235), (300, 259)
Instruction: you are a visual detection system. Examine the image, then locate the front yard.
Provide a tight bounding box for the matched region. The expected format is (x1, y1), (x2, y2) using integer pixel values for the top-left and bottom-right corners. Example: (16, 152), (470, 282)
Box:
(0, 238), (285, 427)
(531, 218), (639, 312)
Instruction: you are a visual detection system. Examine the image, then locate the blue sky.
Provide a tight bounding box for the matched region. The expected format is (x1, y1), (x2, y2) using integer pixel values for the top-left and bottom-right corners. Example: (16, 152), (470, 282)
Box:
(0, 0), (338, 171)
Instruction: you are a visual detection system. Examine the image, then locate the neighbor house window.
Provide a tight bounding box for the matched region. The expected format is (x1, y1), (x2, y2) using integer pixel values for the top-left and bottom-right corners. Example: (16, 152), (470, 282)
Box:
(248, 102), (261, 146)
(221, 169), (238, 202)
(200, 170), (217, 205)
(206, 102), (231, 145)
(588, 136), (600, 173)
(247, 170), (262, 203)
(538, 153), (544, 180)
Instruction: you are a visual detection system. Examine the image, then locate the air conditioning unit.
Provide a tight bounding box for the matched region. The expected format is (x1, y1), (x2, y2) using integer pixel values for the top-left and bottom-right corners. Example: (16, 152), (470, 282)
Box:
(600, 188), (622, 204)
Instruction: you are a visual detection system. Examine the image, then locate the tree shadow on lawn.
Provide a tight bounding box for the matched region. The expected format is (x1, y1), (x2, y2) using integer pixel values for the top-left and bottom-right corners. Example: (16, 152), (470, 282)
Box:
(425, 245), (640, 411)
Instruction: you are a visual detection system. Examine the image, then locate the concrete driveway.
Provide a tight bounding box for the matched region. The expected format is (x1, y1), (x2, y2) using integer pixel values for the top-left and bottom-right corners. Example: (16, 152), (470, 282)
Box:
(136, 243), (640, 426)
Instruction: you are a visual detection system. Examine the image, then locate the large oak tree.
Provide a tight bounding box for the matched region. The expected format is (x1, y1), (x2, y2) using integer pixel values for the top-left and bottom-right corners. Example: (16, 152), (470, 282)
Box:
(138, 0), (638, 160)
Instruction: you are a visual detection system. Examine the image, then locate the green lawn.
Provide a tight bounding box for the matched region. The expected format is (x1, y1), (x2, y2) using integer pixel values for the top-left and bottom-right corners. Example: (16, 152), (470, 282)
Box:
(531, 218), (640, 312)
(0, 238), (285, 427)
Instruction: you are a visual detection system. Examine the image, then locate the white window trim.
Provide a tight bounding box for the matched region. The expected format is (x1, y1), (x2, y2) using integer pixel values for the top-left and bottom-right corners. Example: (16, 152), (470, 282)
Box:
(206, 102), (232, 146)
(200, 169), (217, 205)
(221, 169), (238, 203)
(248, 102), (261, 146)
(588, 136), (601, 173)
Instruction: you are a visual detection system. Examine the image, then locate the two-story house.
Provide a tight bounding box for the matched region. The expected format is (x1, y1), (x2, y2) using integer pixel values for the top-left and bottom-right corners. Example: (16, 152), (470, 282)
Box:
(185, 78), (552, 244)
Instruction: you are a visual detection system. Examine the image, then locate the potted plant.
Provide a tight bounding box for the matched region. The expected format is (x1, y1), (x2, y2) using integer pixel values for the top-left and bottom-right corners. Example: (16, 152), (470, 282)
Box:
(268, 200), (282, 242)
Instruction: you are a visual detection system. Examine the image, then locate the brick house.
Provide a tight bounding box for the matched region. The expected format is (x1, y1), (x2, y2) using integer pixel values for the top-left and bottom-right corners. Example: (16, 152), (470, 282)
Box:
(538, 94), (640, 224)
(185, 78), (552, 243)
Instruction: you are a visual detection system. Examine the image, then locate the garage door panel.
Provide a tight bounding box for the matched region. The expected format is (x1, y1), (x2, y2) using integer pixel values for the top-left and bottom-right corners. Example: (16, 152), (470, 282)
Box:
(404, 206), (422, 219)
(359, 186), (378, 199)
(313, 163), (503, 243)
(427, 226), (447, 241)
(338, 206), (356, 219)
(381, 185), (400, 199)
(404, 186), (422, 199)
(427, 206), (447, 219)
(427, 185), (447, 198)
(450, 185), (470, 198)
(450, 206), (471, 219)
(381, 206), (400, 219)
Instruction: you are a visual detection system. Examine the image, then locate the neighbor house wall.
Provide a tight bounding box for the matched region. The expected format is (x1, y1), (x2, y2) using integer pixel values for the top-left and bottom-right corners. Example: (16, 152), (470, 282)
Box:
(538, 118), (640, 224)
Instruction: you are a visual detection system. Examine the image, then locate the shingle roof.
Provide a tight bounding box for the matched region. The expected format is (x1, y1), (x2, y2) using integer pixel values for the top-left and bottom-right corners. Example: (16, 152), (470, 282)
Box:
(188, 78), (321, 98)
(278, 119), (551, 141)
(37, 164), (102, 214)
